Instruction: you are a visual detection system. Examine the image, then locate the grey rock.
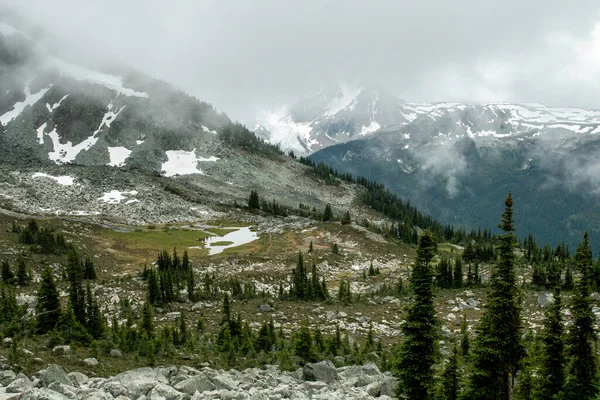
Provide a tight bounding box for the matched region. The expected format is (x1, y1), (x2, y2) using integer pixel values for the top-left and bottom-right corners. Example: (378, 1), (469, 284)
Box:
(365, 381), (380, 397)
(0, 370), (16, 386)
(211, 375), (237, 391)
(303, 361), (339, 384)
(40, 365), (72, 387)
(82, 358), (99, 367)
(20, 388), (71, 400)
(0, 389), (21, 400)
(6, 375), (33, 393)
(109, 350), (122, 358)
(67, 372), (89, 387)
(467, 298), (478, 308)
(537, 292), (554, 308)
(104, 368), (168, 398)
(304, 381), (328, 390)
(257, 304), (271, 313)
(2, 338), (12, 348)
(52, 346), (72, 356)
(379, 376), (398, 398)
(152, 382), (188, 400)
(173, 374), (215, 395)
(47, 382), (77, 399)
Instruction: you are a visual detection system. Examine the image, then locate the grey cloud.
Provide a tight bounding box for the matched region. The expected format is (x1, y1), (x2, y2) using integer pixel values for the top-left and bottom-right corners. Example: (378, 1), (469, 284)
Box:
(4, 0), (600, 122)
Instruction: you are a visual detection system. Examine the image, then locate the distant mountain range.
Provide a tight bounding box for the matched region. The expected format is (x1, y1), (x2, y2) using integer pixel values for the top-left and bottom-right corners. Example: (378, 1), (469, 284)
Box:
(254, 82), (600, 155)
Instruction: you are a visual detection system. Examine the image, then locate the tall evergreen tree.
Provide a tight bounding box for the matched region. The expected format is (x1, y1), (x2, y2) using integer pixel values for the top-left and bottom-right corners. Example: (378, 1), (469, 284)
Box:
(36, 267), (61, 333)
(16, 256), (30, 285)
(394, 230), (438, 400)
(186, 267), (196, 302)
(1, 260), (13, 283)
(83, 257), (97, 280)
(140, 301), (155, 337)
(439, 344), (460, 400)
(466, 192), (524, 399)
(85, 282), (105, 339)
(534, 284), (564, 399)
(66, 249), (86, 324)
(563, 232), (598, 400)
(323, 203), (333, 222)
(453, 258), (463, 288)
(147, 268), (161, 305)
(248, 190), (260, 209)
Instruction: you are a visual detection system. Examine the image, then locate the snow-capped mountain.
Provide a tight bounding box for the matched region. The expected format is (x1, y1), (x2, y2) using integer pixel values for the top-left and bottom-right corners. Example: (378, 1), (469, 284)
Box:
(254, 83), (414, 154)
(0, 20), (230, 175)
(255, 82), (600, 154)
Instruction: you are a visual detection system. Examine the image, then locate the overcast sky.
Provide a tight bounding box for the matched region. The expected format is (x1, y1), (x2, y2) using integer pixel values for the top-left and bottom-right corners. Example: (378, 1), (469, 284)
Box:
(5, 0), (600, 122)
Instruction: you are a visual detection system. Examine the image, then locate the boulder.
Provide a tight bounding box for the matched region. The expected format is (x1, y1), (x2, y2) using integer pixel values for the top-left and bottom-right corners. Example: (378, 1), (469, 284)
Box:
(47, 382), (77, 399)
(211, 375), (237, 391)
(52, 346), (72, 356)
(173, 374), (215, 395)
(257, 304), (271, 313)
(0, 370), (16, 386)
(379, 376), (398, 398)
(40, 365), (72, 387)
(104, 368), (168, 398)
(537, 292), (554, 308)
(302, 361), (339, 384)
(82, 358), (99, 367)
(109, 350), (122, 358)
(467, 298), (478, 308)
(151, 382), (188, 400)
(6, 375), (33, 393)
(19, 388), (71, 400)
(67, 372), (89, 387)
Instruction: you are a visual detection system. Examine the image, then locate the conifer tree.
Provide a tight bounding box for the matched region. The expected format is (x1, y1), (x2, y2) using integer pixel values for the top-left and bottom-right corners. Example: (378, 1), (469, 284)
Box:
(186, 267), (196, 302)
(248, 190), (260, 210)
(440, 344), (460, 400)
(1, 260), (14, 283)
(294, 319), (316, 364)
(59, 306), (93, 345)
(453, 258), (463, 288)
(140, 301), (154, 337)
(85, 282), (105, 339)
(563, 231), (598, 400)
(66, 249), (86, 324)
(16, 256), (30, 285)
(466, 192), (524, 399)
(395, 230), (438, 400)
(36, 267), (61, 333)
(83, 257), (96, 280)
(147, 268), (161, 305)
(323, 203), (333, 222)
(341, 210), (351, 225)
(534, 283), (564, 399)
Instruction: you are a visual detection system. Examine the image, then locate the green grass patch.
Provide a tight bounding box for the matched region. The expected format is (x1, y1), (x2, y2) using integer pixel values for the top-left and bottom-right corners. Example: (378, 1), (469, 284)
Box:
(209, 241), (234, 246)
(103, 228), (211, 263)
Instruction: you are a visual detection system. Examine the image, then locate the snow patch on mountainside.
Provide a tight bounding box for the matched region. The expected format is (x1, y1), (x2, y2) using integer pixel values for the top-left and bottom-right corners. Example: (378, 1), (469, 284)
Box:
(99, 190), (138, 204)
(0, 82), (51, 125)
(46, 94), (69, 112)
(31, 172), (75, 186)
(46, 103), (124, 164)
(36, 123), (47, 145)
(107, 146), (132, 167)
(50, 58), (149, 98)
(161, 149), (218, 177)
(360, 120), (381, 136)
(202, 126), (217, 135)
